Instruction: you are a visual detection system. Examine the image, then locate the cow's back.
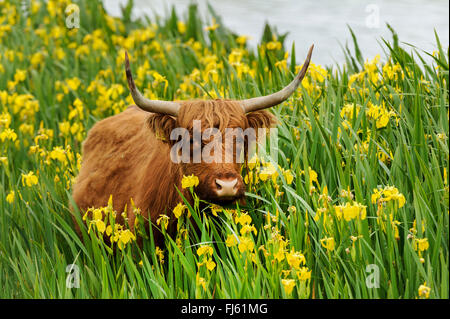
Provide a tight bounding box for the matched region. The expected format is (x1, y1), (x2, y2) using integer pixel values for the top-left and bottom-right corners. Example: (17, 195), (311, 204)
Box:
(72, 106), (159, 226)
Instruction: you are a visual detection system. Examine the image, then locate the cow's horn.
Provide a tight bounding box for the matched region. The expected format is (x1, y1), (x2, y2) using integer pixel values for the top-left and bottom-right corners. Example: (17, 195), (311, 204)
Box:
(125, 52), (181, 116)
(240, 44), (314, 113)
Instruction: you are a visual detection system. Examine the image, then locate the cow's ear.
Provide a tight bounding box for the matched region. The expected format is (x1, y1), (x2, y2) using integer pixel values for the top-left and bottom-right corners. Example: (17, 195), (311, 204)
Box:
(246, 110), (278, 129)
(147, 114), (177, 144)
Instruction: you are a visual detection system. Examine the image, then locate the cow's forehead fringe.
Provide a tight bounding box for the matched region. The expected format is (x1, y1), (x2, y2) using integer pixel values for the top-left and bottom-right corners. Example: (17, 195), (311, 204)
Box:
(177, 99), (247, 132)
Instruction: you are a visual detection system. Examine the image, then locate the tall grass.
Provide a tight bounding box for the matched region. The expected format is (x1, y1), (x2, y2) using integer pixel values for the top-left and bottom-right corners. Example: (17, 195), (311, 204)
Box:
(0, 0), (448, 298)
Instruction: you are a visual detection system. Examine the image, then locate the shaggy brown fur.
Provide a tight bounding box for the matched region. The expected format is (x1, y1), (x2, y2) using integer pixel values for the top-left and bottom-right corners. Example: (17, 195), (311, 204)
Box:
(71, 100), (276, 242)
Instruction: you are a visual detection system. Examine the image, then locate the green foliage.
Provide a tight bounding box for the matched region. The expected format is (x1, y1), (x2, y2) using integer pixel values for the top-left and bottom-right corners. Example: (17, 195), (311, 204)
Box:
(0, 0), (448, 299)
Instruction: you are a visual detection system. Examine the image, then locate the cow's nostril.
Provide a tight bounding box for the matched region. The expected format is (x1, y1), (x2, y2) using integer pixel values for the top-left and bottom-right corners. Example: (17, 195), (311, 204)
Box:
(215, 178), (238, 197)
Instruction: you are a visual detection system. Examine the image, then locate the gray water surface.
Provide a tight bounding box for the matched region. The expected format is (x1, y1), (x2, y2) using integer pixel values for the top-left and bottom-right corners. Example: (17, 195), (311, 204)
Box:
(104, 0), (449, 66)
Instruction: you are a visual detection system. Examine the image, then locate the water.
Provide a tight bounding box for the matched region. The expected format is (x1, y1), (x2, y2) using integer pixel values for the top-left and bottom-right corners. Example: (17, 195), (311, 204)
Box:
(104, 0), (449, 66)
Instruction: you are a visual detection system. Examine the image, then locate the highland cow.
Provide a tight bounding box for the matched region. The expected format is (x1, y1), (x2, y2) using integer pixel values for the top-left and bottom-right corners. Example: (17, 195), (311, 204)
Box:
(71, 45), (314, 242)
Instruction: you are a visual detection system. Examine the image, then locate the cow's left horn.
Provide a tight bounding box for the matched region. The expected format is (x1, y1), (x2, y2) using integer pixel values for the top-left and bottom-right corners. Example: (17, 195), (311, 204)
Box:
(240, 44), (314, 113)
(125, 52), (181, 116)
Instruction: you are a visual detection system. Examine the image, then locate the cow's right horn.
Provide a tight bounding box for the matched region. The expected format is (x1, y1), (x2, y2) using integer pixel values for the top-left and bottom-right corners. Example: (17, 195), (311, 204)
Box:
(240, 44), (314, 113)
(125, 52), (181, 117)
